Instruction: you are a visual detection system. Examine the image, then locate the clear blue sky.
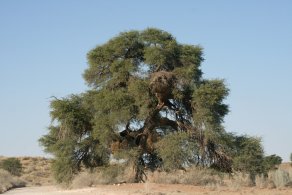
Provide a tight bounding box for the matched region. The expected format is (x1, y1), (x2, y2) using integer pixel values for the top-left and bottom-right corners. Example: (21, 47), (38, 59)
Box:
(0, 1), (291, 161)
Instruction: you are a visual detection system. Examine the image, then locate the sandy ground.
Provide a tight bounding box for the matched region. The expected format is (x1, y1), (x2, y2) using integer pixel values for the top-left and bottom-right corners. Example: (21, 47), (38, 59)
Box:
(5, 184), (292, 195)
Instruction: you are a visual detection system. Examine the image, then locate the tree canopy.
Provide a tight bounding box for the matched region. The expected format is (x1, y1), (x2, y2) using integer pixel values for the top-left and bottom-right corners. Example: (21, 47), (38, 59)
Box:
(40, 28), (237, 184)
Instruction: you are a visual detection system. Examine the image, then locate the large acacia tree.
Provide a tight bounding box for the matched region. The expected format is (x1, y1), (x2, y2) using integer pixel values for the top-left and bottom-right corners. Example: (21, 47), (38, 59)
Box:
(40, 28), (232, 184)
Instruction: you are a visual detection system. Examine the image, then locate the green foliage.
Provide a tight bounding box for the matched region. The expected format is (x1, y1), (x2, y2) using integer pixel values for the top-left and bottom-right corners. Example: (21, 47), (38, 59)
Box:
(156, 132), (197, 171)
(192, 80), (229, 127)
(263, 154), (282, 174)
(51, 157), (77, 185)
(231, 135), (264, 183)
(39, 94), (109, 184)
(0, 158), (22, 176)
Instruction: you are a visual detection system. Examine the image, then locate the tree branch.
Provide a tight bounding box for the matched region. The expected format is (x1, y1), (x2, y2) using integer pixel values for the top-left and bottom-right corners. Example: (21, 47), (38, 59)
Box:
(158, 117), (178, 131)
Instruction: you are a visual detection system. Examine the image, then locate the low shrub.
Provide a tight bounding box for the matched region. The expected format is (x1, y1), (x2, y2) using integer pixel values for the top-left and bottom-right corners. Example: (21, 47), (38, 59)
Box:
(0, 169), (26, 193)
(0, 158), (22, 176)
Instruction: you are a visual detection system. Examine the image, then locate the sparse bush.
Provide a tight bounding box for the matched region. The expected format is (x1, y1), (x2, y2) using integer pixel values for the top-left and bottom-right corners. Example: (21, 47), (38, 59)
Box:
(0, 158), (22, 176)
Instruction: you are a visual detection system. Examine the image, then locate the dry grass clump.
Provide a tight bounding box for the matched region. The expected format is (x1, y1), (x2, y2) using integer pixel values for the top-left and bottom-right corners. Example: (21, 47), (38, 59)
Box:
(227, 164), (292, 190)
(268, 169), (292, 188)
(145, 164), (292, 191)
(73, 164), (292, 190)
(72, 165), (224, 189)
(255, 174), (272, 189)
(71, 171), (97, 188)
(255, 164), (292, 189)
(147, 166), (223, 186)
(0, 169), (26, 194)
(71, 164), (135, 188)
(226, 172), (253, 191)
